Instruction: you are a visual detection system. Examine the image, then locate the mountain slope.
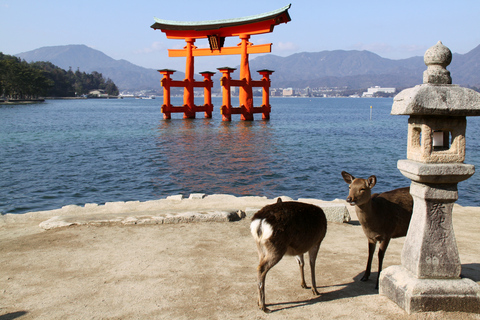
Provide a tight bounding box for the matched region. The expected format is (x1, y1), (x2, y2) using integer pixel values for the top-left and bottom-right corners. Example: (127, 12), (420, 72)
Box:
(248, 51), (425, 88)
(15, 44), (480, 91)
(16, 45), (170, 91)
(450, 44), (480, 86)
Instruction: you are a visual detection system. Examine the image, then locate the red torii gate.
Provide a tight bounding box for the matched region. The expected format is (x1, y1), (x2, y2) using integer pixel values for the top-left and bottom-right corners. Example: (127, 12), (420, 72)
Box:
(151, 4), (291, 121)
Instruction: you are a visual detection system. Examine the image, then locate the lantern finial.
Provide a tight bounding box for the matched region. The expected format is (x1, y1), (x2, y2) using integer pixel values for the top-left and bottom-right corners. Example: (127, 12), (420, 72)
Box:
(423, 41), (452, 84)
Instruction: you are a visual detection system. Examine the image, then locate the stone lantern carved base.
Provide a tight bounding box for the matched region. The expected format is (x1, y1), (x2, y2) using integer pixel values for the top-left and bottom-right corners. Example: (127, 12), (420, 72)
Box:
(404, 181), (461, 278)
(379, 159), (480, 313)
(380, 185), (480, 314)
(380, 266), (480, 314)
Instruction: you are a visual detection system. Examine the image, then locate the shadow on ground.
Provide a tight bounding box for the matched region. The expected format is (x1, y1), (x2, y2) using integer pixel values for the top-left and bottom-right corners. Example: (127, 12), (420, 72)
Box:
(462, 263), (480, 281)
(0, 311), (28, 320)
(268, 273), (377, 312)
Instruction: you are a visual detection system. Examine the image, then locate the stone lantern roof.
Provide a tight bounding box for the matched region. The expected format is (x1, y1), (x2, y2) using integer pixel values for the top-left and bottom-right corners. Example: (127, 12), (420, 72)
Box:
(391, 41), (480, 116)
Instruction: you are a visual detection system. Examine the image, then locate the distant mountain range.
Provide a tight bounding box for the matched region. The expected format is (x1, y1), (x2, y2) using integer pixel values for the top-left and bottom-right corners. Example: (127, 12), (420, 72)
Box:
(15, 44), (480, 91)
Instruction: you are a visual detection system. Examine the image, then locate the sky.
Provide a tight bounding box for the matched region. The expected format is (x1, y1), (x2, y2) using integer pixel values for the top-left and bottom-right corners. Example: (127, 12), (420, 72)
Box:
(2, 0), (480, 72)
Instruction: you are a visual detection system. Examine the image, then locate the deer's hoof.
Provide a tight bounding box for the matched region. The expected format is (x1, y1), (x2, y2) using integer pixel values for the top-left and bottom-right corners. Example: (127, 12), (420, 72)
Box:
(360, 275), (370, 282)
(260, 306), (272, 313)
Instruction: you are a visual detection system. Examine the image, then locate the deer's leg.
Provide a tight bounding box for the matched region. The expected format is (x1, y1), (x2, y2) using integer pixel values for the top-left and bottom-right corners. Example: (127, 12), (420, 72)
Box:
(308, 243), (321, 295)
(257, 248), (284, 313)
(295, 254), (307, 289)
(255, 242), (265, 261)
(376, 238), (390, 289)
(361, 241), (376, 282)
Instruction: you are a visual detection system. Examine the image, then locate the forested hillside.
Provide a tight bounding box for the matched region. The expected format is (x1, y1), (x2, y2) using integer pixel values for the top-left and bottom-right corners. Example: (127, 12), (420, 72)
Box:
(0, 53), (119, 100)
(16, 45), (164, 91)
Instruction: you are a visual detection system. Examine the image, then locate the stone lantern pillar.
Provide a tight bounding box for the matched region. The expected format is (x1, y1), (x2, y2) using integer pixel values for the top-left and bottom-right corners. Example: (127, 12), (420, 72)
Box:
(379, 41), (480, 313)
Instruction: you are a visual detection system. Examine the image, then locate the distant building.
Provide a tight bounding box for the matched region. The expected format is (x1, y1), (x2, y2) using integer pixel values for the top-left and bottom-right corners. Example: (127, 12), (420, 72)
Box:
(270, 88), (282, 96)
(303, 87), (311, 97)
(88, 89), (108, 98)
(362, 86), (396, 97)
(230, 86), (239, 96)
(283, 88), (295, 96)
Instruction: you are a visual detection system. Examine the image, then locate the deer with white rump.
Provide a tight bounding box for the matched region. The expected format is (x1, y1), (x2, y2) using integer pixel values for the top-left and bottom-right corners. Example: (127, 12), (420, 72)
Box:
(341, 171), (413, 289)
(250, 198), (327, 313)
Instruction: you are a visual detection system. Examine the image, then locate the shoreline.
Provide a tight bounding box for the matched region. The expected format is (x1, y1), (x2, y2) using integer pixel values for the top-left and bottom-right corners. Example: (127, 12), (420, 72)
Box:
(0, 194), (352, 230)
(3, 193), (477, 229)
(0, 98), (45, 104)
(0, 96), (125, 104)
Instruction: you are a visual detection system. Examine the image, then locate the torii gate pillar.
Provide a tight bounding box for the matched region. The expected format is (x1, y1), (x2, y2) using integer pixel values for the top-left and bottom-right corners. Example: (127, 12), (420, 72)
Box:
(184, 37), (195, 118)
(239, 34), (254, 121)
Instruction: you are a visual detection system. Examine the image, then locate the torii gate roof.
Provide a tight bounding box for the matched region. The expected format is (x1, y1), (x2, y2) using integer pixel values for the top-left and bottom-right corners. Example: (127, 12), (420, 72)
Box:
(151, 4), (291, 39)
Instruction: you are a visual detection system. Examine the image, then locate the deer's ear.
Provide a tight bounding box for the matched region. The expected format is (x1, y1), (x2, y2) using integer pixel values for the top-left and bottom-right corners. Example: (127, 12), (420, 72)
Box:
(341, 171), (355, 184)
(367, 175), (377, 189)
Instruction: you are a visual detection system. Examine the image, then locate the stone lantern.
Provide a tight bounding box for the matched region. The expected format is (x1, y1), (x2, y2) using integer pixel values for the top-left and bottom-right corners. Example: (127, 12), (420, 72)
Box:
(380, 41), (480, 313)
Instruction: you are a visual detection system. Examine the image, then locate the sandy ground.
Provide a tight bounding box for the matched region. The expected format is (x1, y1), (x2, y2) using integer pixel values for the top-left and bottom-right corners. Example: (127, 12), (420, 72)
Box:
(0, 200), (479, 320)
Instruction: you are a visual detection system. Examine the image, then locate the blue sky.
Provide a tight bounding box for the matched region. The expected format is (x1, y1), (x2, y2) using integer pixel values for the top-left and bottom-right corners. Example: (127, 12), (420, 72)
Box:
(1, 0), (480, 72)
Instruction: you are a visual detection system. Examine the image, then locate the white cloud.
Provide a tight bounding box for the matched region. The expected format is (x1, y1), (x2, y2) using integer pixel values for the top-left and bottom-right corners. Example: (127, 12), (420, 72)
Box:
(134, 42), (167, 54)
(274, 41), (299, 53)
(398, 44), (429, 56)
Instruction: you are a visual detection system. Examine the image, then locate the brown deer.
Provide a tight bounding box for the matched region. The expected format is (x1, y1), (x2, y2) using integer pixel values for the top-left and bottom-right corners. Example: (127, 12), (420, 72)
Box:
(250, 198), (327, 313)
(341, 171), (413, 289)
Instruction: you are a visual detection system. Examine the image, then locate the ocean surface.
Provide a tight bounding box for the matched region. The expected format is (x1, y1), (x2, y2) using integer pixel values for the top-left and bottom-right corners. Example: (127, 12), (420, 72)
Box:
(1, 96), (479, 215)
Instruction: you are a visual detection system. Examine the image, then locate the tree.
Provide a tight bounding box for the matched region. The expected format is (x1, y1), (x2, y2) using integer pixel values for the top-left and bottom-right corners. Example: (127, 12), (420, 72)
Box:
(104, 78), (119, 96)
(0, 55), (50, 99)
(0, 52), (120, 99)
(32, 61), (74, 97)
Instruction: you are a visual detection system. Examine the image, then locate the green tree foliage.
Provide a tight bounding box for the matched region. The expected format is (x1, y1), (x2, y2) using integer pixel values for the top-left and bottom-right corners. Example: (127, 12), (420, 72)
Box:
(32, 61), (75, 97)
(0, 52), (119, 99)
(0, 53), (51, 99)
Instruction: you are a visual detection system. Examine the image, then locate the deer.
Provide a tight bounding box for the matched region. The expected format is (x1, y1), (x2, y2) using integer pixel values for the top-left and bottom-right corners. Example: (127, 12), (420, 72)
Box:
(341, 171), (413, 289)
(250, 198), (327, 313)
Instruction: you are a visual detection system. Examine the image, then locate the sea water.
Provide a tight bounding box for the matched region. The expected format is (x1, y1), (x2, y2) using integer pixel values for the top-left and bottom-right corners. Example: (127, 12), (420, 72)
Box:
(1, 97), (479, 214)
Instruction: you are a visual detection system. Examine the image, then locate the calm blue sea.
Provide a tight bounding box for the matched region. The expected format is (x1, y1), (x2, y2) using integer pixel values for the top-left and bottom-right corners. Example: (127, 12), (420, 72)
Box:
(1, 97), (479, 214)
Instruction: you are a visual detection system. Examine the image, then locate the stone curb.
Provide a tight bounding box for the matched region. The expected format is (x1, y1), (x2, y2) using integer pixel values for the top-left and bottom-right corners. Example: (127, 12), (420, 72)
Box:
(39, 210), (245, 230)
(36, 195), (351, 230)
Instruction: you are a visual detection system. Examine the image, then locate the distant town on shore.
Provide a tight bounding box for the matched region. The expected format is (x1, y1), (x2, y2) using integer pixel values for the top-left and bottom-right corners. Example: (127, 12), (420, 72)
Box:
(120, 85), (397, 100)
